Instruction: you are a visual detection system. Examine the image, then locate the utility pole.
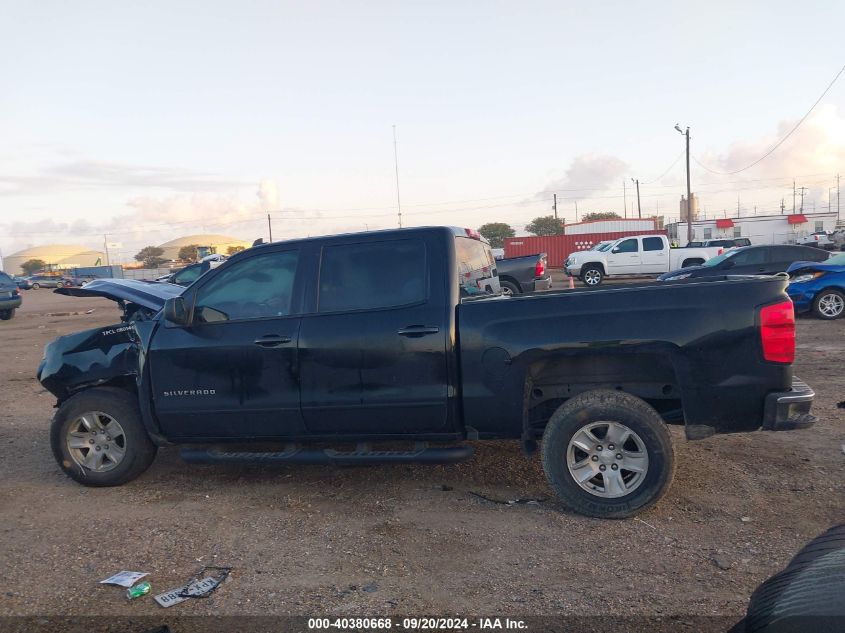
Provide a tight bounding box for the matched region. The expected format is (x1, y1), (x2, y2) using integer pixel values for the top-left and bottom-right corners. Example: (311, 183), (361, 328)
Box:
(781, 199), (785, 214)
(575, 201), (579, 222)
(623, 180), (627, 218)
(393, 124), (402, 228)
(838, 173), (841, 223)
(793, 180), (796, 214)
(675, 125), (692, 245)
(631, 178), (641, 219)
(737, 195), (741, 218)
(267, 213), (273, 242)
(103, 234), (110, 266)
(553, 193), (558, 220)
(798, 186), (808, 213)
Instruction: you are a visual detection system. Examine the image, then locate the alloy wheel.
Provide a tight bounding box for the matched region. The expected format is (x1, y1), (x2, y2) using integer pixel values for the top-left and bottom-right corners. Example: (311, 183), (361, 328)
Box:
(66, 412), (127, 472)
(566, 421), (649, 498)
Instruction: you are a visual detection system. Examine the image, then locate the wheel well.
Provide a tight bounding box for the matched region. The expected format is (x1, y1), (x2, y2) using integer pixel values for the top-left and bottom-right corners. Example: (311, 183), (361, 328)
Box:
(63, 376), (138, 405)
(499, 276), (521, 291)
(524, 352), (682, 437)
(682, 258), (704, 267)
(581, 262), (605, 275)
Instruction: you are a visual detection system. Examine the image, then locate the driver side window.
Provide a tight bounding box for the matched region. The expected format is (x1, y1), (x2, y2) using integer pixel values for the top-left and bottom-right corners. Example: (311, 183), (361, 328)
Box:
(193, 250), (300, 323)
(615, 239), (638, 253)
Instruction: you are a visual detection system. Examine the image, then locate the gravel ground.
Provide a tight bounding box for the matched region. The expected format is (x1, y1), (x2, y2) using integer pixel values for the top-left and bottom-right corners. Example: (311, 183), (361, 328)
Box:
(0, 288), (842, 620)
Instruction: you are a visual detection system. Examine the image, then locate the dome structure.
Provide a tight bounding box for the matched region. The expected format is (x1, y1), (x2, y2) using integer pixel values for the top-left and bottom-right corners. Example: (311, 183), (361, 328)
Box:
(157, 234), (251, 261)
(3, 244), (106, 275)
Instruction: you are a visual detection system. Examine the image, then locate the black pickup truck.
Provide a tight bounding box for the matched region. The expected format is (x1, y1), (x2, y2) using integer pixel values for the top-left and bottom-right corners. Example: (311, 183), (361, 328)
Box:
(38, 226), (815, 518)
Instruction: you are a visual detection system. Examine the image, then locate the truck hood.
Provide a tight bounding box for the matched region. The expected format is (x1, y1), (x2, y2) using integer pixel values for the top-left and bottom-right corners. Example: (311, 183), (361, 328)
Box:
(55, 278), (183, 311)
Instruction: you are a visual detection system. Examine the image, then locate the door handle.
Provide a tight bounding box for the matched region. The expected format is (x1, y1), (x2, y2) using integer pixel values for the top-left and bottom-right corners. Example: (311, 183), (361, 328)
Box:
(253, 335), (292, 347)
(397, 326), (440, 337)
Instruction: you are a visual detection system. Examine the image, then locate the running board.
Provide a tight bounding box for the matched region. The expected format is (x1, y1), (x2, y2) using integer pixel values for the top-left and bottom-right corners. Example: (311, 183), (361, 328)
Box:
(180, 442), (474, 465)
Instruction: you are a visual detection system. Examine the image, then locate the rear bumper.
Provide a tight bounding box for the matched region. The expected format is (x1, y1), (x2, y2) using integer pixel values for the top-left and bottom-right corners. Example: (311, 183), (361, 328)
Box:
(535, 275), (552, 291)
(0, 296), (22, 310)
(762, 377), (816, 431)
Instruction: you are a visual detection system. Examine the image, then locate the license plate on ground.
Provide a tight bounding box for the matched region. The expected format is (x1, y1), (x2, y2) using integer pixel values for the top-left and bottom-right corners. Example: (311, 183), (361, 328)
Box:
(154, 576), (222, 608)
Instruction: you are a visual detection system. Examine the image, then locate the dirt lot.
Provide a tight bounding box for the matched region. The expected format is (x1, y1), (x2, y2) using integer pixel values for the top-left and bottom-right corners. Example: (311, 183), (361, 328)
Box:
(1, 288), (842, 620)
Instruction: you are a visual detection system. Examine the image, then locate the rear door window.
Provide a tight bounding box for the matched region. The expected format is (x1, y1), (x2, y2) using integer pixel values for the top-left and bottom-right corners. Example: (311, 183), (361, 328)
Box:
(730, 248), (767, 266)
(642, 237), (664, 251)
(318, 239), (427, 313)
(455, 236), (496, 294)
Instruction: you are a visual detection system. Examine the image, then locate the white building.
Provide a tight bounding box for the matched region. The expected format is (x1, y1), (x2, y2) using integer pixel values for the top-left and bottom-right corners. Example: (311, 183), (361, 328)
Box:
(565, 218), (658, 235)
(667, 212), (838, 246)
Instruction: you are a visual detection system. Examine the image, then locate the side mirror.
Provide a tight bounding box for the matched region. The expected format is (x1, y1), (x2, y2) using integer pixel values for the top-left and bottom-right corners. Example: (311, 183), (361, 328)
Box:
(611, 247), (620, 254)
(163, 296), (190, 326)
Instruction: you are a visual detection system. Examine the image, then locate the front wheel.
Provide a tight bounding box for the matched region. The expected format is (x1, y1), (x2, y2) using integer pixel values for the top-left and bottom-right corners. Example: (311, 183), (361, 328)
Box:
(0, 309), (14, 320)
(581, 266), (603, 286)
(541, 390), (675, 518)
(50, 387), (157, 486)
(812, 289), (845, 320)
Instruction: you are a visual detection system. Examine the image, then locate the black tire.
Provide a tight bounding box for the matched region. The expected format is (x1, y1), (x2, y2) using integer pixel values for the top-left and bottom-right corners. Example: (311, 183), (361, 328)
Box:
(50, 387), (157, 486)
(31, 283), (40, 289)
(682, 258), (704, 268)
(500, 280), (520, 296)
(743, 524), (845, 632)
(541, 389), (675, 518)
(811, 288), (845, 320)
(580, 265), (604, 286)
(0, 309), (13, 320)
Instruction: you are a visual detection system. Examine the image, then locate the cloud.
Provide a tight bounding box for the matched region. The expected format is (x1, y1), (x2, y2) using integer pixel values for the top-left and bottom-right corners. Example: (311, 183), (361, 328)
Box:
(257, 179), (280, 210)
(705, 105), (845, 176)
(0, 159), (249, 196)
(539, 154), (629, 201)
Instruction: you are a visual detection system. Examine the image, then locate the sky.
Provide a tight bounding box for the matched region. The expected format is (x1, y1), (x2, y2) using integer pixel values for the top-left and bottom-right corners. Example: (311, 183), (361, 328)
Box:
(1, 0), (844, 262)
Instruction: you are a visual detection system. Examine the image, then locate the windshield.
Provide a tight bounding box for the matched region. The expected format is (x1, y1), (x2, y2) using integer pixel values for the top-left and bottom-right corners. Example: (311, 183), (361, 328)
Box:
(596, 242), (613, 252)
(701, 249), (739, 267)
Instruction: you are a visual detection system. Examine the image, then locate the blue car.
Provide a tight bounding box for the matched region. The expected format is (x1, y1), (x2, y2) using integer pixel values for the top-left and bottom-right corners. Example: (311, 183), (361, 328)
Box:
(786, 251), (845, 320)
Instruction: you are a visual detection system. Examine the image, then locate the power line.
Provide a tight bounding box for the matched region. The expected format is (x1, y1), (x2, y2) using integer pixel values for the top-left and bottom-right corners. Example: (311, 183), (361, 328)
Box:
(640, 150), (685, 184)
(692, 62), (845, 175)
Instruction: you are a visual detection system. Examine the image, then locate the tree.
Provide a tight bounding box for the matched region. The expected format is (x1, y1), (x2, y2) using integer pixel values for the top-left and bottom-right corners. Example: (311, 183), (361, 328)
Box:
(477, 222), (515, 248)
(21, 259), (46, 275)
(226, 245), (245, 255)
(581, 211), (622, 222)
(525, 216), (565, 236)
(134, 246), (168, 268)
(177, 244), (201, 262)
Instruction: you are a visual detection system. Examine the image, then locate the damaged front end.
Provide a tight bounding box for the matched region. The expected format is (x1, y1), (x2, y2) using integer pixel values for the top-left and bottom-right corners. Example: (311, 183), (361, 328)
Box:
(38, 279), (180, 403)
(38, 324), (141, 402)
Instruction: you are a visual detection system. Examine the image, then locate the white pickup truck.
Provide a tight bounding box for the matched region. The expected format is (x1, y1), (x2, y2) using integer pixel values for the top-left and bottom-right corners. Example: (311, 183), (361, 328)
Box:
(564, 234), (722, 285)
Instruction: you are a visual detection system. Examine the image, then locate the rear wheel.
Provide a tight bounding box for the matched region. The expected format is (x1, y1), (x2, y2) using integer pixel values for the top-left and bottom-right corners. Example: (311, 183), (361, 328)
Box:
(581, 266), (603, 286)
(812, 289), (845, 320)
(541, 390), (675, 518)
(500, 280), (520, 296)
(31, 283), (40, 289)
(50, 388), (157, 486)
(0, 309), (14, 320)
(682, 258), (704, 267)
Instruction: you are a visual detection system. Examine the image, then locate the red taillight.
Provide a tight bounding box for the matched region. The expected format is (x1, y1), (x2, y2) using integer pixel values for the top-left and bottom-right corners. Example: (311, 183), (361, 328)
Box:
(535, 257), (546, 278)
(718, 248), (724, 255)
(760, 301), (795, 363)
(464, 228), (481, 240)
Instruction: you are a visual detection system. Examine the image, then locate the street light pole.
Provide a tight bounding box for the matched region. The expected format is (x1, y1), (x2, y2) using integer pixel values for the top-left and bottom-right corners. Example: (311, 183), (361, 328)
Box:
(675, 125), (692, 245)
(631, 178), (641, 219)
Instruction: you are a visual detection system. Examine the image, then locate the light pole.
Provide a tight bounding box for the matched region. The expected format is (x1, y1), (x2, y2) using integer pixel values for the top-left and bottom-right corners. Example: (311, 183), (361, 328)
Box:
(675, 124), (692, 245)
(631, 178), (641, 219)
